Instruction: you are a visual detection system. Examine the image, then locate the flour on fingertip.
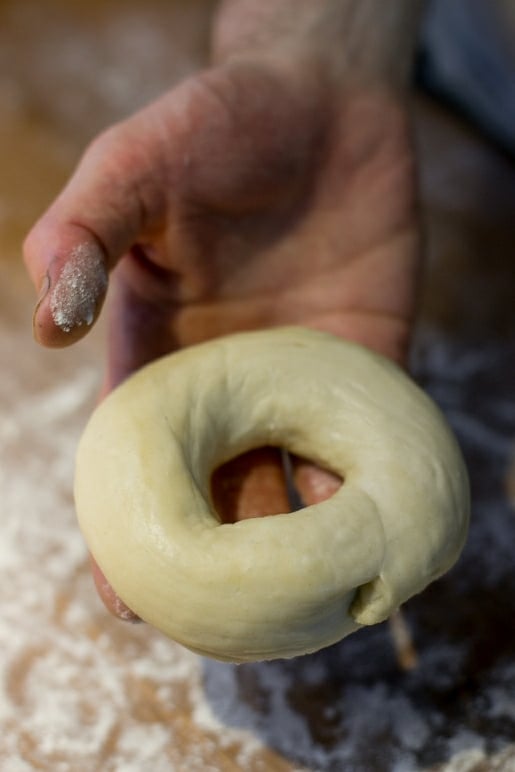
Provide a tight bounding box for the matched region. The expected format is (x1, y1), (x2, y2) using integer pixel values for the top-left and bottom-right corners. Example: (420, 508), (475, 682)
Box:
(50, 243), (108, 333)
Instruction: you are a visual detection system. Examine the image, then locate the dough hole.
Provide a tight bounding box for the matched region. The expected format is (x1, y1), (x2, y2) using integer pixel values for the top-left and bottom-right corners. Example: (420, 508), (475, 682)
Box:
(210, 446), (343, 524)
(211, 446), (287, 523)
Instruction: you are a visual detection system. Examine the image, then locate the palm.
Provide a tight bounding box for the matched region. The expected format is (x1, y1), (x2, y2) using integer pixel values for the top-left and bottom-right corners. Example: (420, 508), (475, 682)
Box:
(105, 62), (419, 385)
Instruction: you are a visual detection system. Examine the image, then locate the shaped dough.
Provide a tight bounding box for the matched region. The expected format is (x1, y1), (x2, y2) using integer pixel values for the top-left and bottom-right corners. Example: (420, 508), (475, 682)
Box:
(75, 327), (469, 662)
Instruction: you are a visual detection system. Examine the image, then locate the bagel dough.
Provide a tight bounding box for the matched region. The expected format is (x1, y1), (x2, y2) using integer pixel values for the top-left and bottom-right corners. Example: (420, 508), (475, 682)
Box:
(75, 327), (469, 662)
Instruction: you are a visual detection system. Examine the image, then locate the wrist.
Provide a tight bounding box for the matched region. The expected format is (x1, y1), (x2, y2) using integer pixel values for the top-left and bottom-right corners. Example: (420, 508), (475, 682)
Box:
(212, 0), (425, 88)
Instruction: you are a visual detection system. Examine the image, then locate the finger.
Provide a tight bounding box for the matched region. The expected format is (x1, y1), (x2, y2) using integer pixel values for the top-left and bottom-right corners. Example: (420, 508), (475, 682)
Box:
(211, 447), (290, 523)
(23, 119), (166, 348)
(90, 556), (140, 622)
(101, 256), (181, 393)
(92, 264), (179, 621)
(291, 455), (342, 506)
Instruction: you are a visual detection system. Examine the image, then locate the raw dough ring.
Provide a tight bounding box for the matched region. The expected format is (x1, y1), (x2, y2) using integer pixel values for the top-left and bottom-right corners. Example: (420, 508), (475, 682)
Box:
(75, 327), (469, 662)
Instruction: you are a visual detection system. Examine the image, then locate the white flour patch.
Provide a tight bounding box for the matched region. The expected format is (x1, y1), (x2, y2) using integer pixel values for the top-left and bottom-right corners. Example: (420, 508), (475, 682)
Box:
(50, 243), (108, 333)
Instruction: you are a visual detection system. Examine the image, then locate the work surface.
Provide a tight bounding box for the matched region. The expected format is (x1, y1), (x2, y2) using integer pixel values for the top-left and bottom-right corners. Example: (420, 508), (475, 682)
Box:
(1, 1), (515, 770)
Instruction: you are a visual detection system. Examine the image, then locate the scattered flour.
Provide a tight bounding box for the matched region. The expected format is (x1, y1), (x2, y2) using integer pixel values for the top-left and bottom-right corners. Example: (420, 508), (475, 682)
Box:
(1, 311), (515, 771)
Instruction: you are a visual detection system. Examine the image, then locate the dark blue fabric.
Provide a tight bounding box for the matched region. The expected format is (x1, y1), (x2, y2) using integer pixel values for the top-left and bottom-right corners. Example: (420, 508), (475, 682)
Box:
(417, 0), (515, 157)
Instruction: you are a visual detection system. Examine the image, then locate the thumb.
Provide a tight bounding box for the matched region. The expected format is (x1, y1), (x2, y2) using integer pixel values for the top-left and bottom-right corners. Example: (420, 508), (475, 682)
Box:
(24, 62), (313, 348)
(23, 119), (166, 348)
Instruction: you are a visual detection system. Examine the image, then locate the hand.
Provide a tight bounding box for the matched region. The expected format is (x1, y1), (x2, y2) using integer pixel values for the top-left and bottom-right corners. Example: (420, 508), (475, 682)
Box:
(24, 9), (421, 620)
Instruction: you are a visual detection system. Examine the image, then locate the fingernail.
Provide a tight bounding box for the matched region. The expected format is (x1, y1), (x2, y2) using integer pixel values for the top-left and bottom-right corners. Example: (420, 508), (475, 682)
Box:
(49, 243), (108, 334)
(36, 272), (51, 305)
(114, 599), (142, 624)
(32, 272), (51, 337)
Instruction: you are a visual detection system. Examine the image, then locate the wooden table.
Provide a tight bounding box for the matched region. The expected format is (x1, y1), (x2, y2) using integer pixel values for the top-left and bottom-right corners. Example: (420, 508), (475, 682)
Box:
(1, 2), (515, 769)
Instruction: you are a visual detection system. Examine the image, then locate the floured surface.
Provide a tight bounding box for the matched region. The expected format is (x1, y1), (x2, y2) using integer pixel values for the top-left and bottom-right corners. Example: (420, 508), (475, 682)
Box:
(0, 266), (298, 771)
(1, 1), (515, 770)
(2, 291), (515, 771)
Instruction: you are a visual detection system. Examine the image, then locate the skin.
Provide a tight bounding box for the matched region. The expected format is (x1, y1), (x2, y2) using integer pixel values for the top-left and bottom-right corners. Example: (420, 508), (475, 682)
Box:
(24, 0), (423, 621)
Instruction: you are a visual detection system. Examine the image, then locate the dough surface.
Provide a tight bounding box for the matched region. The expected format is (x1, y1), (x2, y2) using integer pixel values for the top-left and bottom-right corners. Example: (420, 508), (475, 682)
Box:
(75, 327), (469, 662)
